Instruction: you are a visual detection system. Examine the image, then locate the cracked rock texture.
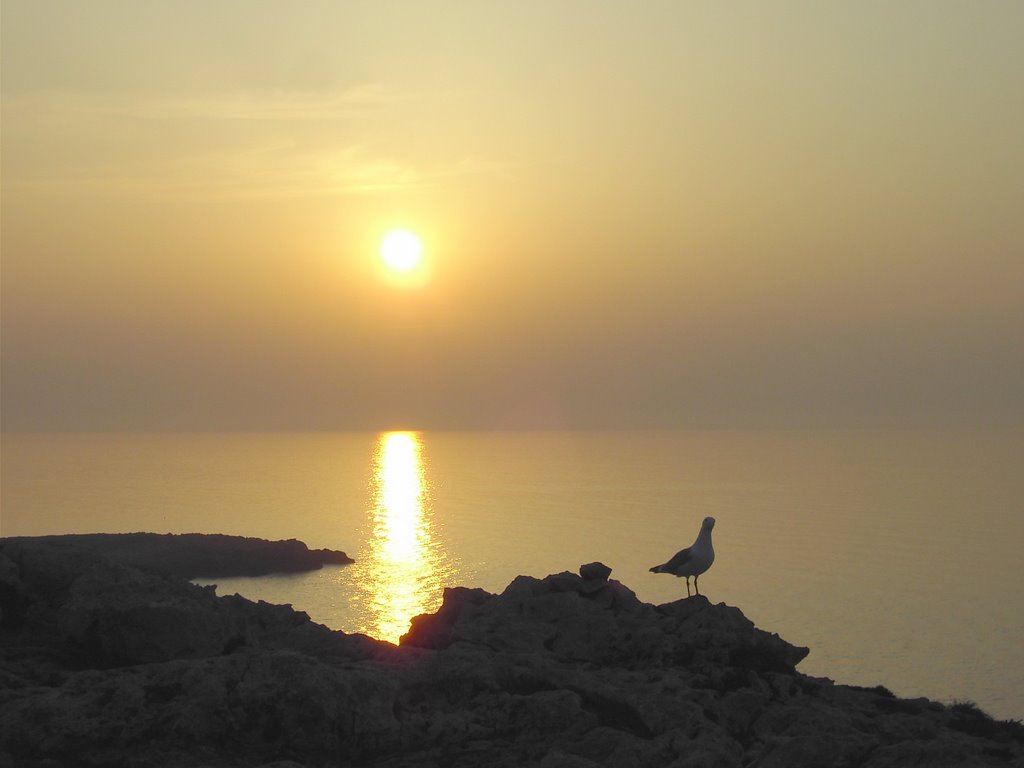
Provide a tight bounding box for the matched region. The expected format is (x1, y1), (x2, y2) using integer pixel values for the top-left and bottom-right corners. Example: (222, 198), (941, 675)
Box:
(1, 536), (1021, 767)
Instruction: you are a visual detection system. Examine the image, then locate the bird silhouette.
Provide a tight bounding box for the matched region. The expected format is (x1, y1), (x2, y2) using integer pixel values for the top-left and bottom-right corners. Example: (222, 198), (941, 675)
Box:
(649, 516), (716, 597)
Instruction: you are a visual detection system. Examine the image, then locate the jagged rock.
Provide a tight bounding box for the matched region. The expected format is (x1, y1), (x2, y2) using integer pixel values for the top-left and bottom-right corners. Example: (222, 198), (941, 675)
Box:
(1, 537), (1021, 768)
(403, 570), (807, 675)
(579, 562), (612, 582)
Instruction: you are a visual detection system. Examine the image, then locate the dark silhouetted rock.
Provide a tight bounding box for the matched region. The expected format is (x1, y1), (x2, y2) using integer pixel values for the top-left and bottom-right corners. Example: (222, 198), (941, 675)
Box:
(3, 532), (353, 578)
(1, 537), (1021, 768)
(579, 562), (612, 582)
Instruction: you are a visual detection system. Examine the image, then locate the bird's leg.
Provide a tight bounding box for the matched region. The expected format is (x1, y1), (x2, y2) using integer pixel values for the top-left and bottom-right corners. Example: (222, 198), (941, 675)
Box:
(685, 577), (691, 598)
(694, 575), (701, 596)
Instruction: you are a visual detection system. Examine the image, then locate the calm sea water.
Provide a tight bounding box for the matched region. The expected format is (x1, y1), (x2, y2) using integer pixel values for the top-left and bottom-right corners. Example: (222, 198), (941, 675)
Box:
(1, 430), (1021, 719)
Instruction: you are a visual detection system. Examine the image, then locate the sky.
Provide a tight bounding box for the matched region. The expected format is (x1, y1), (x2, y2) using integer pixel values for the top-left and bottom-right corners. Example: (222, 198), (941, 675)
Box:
(2, 1), (1022, 431)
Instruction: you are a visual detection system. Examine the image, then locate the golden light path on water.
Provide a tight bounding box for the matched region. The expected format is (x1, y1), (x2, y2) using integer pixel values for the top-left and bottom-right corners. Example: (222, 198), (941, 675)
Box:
(359, 431), (452, 643)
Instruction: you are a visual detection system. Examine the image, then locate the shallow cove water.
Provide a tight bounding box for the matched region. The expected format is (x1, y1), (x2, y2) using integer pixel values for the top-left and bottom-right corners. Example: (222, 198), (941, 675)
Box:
(2, 429), (1021, 719)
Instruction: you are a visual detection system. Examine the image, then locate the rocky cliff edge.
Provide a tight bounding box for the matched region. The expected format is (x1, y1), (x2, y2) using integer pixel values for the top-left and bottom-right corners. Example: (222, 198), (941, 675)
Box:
(0, 537), (1020, 767)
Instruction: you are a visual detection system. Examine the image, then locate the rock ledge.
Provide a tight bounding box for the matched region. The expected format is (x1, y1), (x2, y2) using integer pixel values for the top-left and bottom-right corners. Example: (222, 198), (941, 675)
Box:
(3, 532), (353, 578)
(1, 537), (1020, 768)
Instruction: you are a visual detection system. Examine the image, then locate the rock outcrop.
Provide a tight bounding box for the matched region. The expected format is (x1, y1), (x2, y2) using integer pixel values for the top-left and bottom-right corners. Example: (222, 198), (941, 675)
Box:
(1, 536), (1021, 767)
(2, 533), (353, 579)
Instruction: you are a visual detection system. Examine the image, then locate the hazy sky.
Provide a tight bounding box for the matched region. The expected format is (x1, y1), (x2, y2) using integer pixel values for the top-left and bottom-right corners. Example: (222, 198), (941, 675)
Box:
(3, 1), (1022, 430)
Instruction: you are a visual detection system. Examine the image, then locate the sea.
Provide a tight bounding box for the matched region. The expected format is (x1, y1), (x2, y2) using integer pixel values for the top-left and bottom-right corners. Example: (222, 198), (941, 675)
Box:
(1, 429), (1021, 720)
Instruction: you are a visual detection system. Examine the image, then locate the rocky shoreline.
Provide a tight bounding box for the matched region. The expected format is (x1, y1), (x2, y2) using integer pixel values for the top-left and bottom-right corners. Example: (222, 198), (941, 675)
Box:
(1, 535), (1021, 767)
(2, 533), (353, 579)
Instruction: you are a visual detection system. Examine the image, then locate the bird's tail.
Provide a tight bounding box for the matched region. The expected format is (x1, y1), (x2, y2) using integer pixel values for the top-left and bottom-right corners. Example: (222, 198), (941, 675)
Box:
(649, 564), (664, 573)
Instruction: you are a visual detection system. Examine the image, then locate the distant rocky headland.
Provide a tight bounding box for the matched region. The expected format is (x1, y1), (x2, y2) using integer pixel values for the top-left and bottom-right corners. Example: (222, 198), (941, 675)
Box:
(0, 535), (1020, 767)
(2, 532), (353, 579)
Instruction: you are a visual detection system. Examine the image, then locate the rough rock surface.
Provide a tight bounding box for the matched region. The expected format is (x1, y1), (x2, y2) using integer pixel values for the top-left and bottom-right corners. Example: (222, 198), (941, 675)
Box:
(2, 533), (353, 578)
(1, 537), (1021, 768)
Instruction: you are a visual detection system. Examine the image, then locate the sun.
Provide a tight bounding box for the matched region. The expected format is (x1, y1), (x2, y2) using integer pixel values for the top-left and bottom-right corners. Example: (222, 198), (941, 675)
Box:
(380, 229), (423, 273)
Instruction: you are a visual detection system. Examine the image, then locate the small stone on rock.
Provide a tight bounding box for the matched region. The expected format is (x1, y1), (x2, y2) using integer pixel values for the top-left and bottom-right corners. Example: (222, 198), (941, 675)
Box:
(579, 562), (612, 581)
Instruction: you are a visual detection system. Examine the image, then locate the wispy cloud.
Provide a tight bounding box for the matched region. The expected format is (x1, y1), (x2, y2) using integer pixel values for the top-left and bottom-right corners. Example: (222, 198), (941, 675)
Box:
(10, 83), (405, 122)
(171, 143), (505, 199)
(4, 85), (511, 199)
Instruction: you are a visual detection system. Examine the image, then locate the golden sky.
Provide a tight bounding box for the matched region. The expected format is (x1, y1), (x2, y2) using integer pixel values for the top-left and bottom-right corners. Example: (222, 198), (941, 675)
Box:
(2, 1), (1022, 430)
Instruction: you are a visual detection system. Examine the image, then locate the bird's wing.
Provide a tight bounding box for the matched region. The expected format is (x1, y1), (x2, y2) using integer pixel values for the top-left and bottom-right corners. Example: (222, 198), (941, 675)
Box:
(664, 546), (693, 571)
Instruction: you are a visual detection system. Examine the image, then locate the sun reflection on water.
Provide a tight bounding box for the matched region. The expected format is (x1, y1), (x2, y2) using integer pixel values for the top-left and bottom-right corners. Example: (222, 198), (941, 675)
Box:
(361, 431), (450, 643)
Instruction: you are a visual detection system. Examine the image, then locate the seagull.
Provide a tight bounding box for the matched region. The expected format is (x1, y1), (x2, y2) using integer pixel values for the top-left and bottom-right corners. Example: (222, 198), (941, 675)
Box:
(649, 516), (716, 597)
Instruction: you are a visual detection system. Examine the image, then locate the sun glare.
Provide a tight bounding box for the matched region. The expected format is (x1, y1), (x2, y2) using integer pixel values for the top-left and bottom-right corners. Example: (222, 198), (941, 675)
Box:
(358, 430), (452, 643)
(380, 229), (423, 273)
